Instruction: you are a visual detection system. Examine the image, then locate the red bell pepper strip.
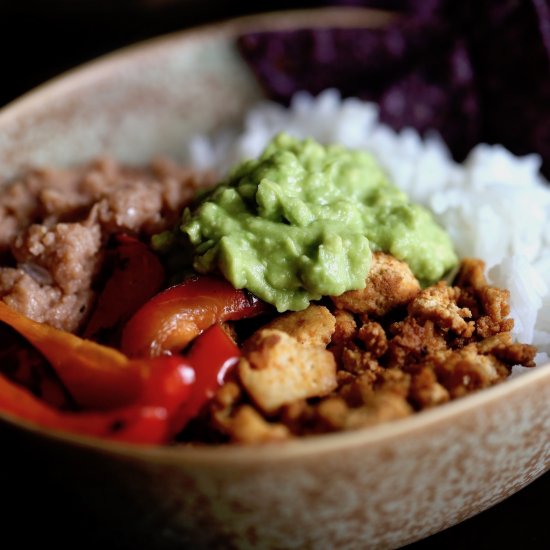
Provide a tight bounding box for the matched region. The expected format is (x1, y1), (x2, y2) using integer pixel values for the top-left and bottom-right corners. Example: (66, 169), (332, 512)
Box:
(0, 303), (241, 444)
(0, 322), (75, 410)
(0, 301), (141, 410)
(120, 274), (269, 358)
(83, 234), (165, 342)
(0, 351), (195, 444)
(0, 301), (196, 413)
(169, 323), (239, 433)
(0, 374), (174, 445)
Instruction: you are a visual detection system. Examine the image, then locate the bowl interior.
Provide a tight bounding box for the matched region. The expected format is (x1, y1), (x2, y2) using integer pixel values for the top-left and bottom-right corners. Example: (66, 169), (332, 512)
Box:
(0, 3), (549, 462)
(0, 8), (549, 549)
(0, 7), (394, 178)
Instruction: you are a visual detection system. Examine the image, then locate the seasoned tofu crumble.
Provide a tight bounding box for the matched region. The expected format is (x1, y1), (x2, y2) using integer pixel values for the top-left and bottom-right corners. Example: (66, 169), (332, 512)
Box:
(201, 253), (535, 444)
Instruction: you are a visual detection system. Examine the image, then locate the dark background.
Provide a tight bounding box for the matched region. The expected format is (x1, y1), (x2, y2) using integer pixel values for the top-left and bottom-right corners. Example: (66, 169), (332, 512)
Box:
(0, 2), (549, 548)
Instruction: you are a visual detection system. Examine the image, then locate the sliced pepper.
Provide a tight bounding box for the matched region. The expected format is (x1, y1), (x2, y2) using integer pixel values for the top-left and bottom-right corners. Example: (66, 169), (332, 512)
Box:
(0, 351), (194, 444)
(169, 323), (239, 433)
(83, 233), (165, 343)
(0, 301), (140, 410)
(0, 373), (175, 444)
(0, 303), (241, 443)
(120, 274), (269, 357)
(0, 322), (75, 410)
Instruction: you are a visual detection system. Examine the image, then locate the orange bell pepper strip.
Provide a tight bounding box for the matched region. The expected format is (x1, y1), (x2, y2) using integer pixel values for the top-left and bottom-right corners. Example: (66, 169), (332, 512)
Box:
(0, 321), (75, 410)
(0, 349), (195, 444)
(0, 301), (140, 410)
(0, 373), (177, 445)
(0, 303), (242, 443)
(120, 274), (269, 357)
(83, 233), (165, 343)
(0, 301), (197, 414)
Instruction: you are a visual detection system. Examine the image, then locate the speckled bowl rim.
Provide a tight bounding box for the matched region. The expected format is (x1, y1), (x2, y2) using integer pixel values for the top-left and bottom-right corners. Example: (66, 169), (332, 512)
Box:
(0, 7), (549, 466)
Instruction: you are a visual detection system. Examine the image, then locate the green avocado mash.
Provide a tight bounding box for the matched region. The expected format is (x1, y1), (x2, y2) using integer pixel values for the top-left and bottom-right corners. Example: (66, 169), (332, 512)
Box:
(179, 133), (457, 311)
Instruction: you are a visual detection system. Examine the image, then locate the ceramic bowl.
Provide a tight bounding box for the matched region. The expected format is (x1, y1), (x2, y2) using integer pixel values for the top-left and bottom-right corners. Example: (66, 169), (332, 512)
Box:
(0, 8), (549, 549)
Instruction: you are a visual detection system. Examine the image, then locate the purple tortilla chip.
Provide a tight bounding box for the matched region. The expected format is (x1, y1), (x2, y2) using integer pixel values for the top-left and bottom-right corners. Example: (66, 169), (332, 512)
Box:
(532, 0), (550, 63)
(237, 17), (450, 104)
(376, 39), (480, 159)
(467, 0), (550, 171)
(325, 0), (449, 18)
(239, 0), (550, 174)
(238, 15), (480, 159)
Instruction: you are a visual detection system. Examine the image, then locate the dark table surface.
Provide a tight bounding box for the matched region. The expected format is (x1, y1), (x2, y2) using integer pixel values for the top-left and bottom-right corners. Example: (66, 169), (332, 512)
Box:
(0, 3), (549, 548)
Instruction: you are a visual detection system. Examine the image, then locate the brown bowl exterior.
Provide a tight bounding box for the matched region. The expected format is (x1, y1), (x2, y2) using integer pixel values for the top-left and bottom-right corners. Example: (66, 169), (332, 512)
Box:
(0, 9), (549, 549)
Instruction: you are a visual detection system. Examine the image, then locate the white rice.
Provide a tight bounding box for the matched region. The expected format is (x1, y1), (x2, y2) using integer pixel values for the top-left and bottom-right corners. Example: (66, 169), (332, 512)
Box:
(187, 89), (550, 369)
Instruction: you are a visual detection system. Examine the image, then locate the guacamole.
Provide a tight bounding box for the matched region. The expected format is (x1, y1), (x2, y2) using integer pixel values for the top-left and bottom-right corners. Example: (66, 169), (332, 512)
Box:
(181, 133), (457, 311)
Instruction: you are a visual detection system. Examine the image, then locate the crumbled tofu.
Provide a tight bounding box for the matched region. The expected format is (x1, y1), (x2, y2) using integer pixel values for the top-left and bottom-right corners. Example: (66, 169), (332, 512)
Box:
(331, 252), (420, 316)
(239, 329), (337, 413)
(261, 305), (335, 347)
(213, 405), (290, 444)
(408, 281), (474, 337)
